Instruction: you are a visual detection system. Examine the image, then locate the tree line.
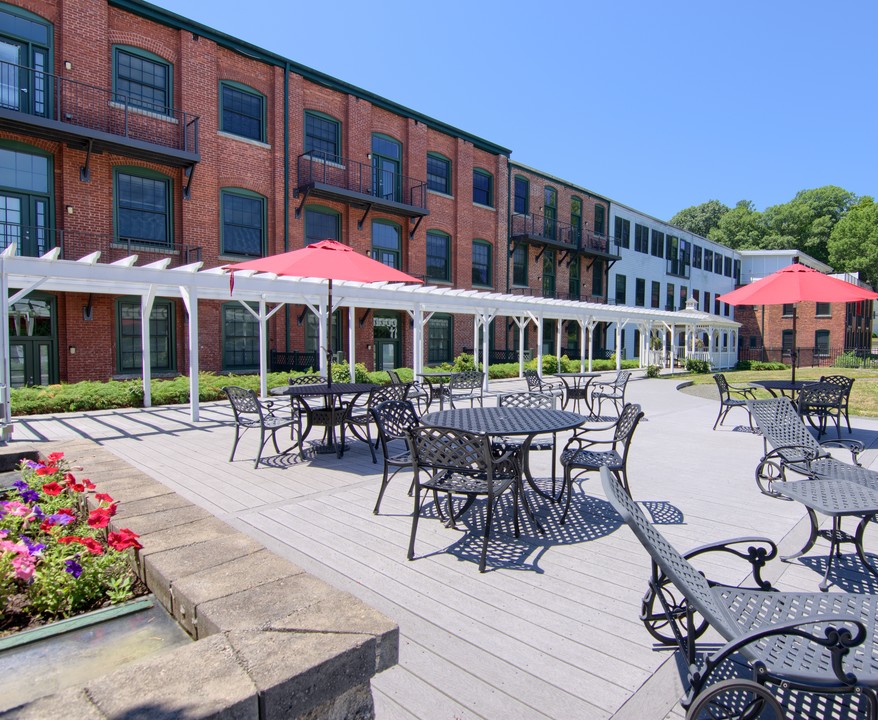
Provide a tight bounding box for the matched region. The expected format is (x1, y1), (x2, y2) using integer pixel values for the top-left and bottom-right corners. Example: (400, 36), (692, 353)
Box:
(668, 187), (878, 286)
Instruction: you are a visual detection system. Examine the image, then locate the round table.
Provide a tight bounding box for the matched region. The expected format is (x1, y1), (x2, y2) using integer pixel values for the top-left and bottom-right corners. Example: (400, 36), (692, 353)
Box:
(270, 382), (374, 457)
(421, 407), (586, 507)
(554, 372), (603, 414)
(750, 379), (814, 402)
(416, 371), (454, 410)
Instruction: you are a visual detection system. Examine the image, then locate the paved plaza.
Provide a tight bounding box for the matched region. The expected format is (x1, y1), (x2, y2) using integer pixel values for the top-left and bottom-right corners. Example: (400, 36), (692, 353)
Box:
(10, 375), (878, 720)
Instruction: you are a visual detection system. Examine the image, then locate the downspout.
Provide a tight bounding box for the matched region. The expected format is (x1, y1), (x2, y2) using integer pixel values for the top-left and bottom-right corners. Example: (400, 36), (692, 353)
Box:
(283, 62), (291, 352)
(505, 163), (512, 350)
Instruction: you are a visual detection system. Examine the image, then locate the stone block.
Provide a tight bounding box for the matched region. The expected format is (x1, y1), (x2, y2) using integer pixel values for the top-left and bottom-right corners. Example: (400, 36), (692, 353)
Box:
(113, 504), (212, 536)
(298, 684), (375, 720)
(0, 687), (104, 720)
(133, 516), (233, 574)
(112, 491), (194, 521)
(86, 634), (258, 720)
(171, 550), (303, 637)
(225, 630), (375, 720)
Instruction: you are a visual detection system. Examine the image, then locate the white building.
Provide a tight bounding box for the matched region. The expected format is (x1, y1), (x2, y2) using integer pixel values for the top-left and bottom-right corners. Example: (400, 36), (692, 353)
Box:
(607, 202), (742, 366)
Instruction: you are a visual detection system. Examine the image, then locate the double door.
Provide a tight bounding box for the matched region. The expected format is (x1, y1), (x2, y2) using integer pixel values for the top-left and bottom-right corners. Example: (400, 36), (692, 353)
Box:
(0, 37), (48, 116)
(0, 192), (50, 256)
(8, 295), (55, 387)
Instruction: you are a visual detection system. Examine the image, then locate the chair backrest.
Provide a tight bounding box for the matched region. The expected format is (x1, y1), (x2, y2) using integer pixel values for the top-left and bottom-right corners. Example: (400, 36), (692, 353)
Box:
(523, 369), (542, 391)
(748, 397), (823, 464)
(449, 370), (484, 391)
(599, 466), (739, 641)
(408, 425), (493, 477)
(371, 399), (419, 443)
(798, 382), (845, 414)
(614, 370), (632, 390)
(386, 369), (402, 385)
(612, 403), (644, 455)
(223, 386), (263, 420)
(820, 374), (854, 400)
(498, 392), (554, 409)
(712, 373), (731, 399)
(287, 374), (327, 386)
(368, 383), (410, 407)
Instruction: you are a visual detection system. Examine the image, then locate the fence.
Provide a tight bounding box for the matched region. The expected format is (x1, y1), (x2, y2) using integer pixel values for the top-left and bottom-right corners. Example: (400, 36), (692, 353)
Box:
(269, 350), (319, 373)
(737, 346), (878, 369)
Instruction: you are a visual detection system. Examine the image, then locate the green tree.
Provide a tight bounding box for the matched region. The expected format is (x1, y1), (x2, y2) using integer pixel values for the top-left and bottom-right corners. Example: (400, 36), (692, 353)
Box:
(708, 200), (766, 249)
(669, 199), (730, 238)
(828, 196), (878, 286)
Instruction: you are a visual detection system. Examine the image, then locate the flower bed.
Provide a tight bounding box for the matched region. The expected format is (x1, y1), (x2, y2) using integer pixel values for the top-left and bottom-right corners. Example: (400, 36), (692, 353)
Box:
(0, 452), (146, 637)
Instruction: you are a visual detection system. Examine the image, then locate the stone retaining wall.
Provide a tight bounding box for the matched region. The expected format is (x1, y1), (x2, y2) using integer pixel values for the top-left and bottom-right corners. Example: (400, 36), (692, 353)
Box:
(3, 439), (398, 720)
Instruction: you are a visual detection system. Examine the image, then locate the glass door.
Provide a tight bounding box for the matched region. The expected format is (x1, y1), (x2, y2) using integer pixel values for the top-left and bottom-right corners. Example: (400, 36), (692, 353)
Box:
(0, 39), (21, 110)
(371, 135), (401, 202)
(0, 192), (49, 256)
(8, 295), (55, 387)
(373, 312), (400, 371)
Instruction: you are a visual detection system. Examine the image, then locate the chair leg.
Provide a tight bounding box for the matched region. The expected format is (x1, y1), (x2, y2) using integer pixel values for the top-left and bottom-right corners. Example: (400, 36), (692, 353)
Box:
(480, 496), (494, 572)
(374, 461), (391, 514)
(407, 483), (423, 561)
(270, 428), (281, 454)
(561, 466), (574, 524)
(254, 427), (268, 469)
(366, 424), (377, 464)
(229, 425), (243, 462)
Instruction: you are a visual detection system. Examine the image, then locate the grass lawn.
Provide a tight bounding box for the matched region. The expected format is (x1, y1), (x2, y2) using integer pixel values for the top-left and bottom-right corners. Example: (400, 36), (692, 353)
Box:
(681, 367), (878, 417)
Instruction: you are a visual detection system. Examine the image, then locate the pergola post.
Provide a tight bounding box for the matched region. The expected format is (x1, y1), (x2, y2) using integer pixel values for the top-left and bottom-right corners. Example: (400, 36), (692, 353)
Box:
(0, 255), (9, 444)
(536, 314), (544, 375)
(348, 305), (356, 382)
(140, 287), (156, 408)
(180, 286), (199, 422)
(578, 318), (586, 373)
(555, 318), (562, 370)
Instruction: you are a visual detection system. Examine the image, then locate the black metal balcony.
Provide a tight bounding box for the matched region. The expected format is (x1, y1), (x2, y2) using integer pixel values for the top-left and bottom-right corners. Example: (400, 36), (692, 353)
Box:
(511, 214), (619, 260)
(0, 61), (199, 167)
(0, 224), (201, 268)
(296, 151), (428, 220)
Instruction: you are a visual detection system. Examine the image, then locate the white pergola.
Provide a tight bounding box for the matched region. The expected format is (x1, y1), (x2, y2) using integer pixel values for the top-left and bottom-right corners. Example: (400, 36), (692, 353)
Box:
(0, 246), (740, 439)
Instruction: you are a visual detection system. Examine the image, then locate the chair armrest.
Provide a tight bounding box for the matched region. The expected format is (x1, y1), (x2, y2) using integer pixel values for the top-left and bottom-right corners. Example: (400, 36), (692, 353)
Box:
(683, 537), (778, 591)
(708, 613), (868, 687)
(820, 438), (864, 466)
(728, 384), (757, 399)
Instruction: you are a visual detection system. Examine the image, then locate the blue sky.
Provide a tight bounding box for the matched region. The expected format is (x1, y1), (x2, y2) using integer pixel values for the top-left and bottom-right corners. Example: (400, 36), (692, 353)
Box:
(150, 0), (876, 222)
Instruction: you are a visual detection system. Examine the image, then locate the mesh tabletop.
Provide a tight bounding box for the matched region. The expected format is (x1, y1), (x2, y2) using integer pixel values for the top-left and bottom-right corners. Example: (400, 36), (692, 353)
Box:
(269, 383), (374, 397)
(780, 478), (878, 516)
(422, 407), (585, 436)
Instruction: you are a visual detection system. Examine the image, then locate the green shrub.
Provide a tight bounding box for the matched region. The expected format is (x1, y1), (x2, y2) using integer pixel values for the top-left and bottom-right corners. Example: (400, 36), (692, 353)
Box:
(331, 362), (369, 383)
(646, 365), (661, 378)
(453, 353), (480, 372)
(685, 358), (711, 374)
(833, 351), (862, 369)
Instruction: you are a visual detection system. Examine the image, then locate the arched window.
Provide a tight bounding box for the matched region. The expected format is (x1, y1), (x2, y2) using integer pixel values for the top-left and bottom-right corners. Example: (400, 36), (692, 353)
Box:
(112, 45), (172, 114)
(371, 219), (401, 269)
(304, 204), (340, 245)
(472, 240), (492, 287)
(220, 188), (265, 257)
(220, 81), (265, 142)
(426, 229), (451, 282)
(114, 166), (173, 247)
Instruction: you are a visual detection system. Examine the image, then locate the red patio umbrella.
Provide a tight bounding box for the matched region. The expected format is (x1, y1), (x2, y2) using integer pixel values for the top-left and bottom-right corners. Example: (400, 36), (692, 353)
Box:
(225, 239), (422, 387)
(718, 259), (878, 382)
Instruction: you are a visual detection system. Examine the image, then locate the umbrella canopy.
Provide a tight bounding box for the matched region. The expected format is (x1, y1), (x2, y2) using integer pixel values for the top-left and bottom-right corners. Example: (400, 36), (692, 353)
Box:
(718, 261), (878, 381)
(225, 239), (422, 388)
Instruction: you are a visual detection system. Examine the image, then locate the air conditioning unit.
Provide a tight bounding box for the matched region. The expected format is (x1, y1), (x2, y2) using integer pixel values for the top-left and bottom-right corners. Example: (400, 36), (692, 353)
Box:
(522, 349), (533, 361)
(333, 351), (346, 364)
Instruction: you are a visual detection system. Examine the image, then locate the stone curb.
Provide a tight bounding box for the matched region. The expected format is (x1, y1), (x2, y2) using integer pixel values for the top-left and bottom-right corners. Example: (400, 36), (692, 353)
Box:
(1, 440), (399, 720)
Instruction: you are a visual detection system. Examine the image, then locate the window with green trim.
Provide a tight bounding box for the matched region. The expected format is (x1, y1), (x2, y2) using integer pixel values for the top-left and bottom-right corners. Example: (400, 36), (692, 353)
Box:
(542, 249), (555, 298)
(514, 176), (529, 214)
(221, 189), (264, 257)
(220, 82), (264, 142)
(371, 220), (400, 269)
(815, 329), (830, 356)
(426, 153), (450, 195)
(543, 187), (557, 241)
(116, 298), (174, 373)
(594, 204), (606, 235)
(304, 205), (340, 245)
(512, 244), (527, 286)
(222, 302), (259, 370)
(472, 168), (493, 207)
(426, 230), (451, 282)
(615, 274), (627, 305)
(0, 4), (52, 117)
(568, 258), (580, 300)
(427, 314), (453, 364)
(472, 240), (491, 287)
(571, 197), (582, 244)
(115, 168), (172, 247)
(304, 111), (341, 162)
(113, 46), (171, 114)
(816, 302), (831, 317)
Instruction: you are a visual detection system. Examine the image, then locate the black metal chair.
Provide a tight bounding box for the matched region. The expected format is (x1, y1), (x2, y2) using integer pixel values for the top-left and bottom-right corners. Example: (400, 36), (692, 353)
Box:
(495, 392), (560, 494)
(711, 373), (755, 430)
(590, 370), (631, 417)
(342, 384), (410, 462)
(820, 374), (855, 433)
(748, 397), (867, 497)
(370, 399), (420, 515)
(387, 369), (430, 415)
(287, 374), (327, 385)
(797, 381), (846, 440)
(558, 403), (644, 523)
(407, 425), (521, 572)
(440, 370), (485, 409)
(223, 386), (296, 468)
(599, 465), (878, 720)
(523, 369), (564, 399)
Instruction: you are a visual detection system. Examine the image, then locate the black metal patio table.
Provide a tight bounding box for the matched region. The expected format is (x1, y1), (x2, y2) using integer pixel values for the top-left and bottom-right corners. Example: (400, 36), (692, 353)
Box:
(421, 407), (586, 501)
(416, 371), (453, 410)
(269, 382), (374, 458)
(553, 372), (603, 414)
(751, 379), (815, 403)
(779, 477), (878, 591)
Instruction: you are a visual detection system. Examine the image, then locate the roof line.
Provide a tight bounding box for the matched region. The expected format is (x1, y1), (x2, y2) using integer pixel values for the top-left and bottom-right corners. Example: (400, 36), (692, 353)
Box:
(111, 0), (512, 156)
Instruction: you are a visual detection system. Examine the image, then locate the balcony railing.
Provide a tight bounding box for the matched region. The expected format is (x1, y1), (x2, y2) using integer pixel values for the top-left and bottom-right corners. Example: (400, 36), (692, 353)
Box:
(297, 151), (428, 216)
(0, 61), (199, 161)
(0, 224), (202, 268)
(511, 213), (614, 257)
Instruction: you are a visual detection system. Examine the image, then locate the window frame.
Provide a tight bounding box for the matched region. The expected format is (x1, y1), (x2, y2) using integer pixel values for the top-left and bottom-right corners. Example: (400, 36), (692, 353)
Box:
(635, 277), (645, 307)
(692, 245), (702, 269)
(650, 229), (664, 258)
(512, 244), (528, 287)
(112, 45), (172, 115)
(816, 302), (831, 317)
(513, 175), (529, 215)
(425, 229), (452, 283)
(426, 152), (451, 195)
(115, 297), (175, 374)
(634, 223), (649, 253)
(220, 187), (266, 258)
(304, 110), (342, 162)
(472, 239), (492, 288)
(472, 168), (493, 207)
(219, 80), (266, 143)
(568, 257), (580, 300)
(814, 329), (830, 356)
(651, 280), (660, 309)
(303, 204), (341, 246)
(113, 166), (173, 248)
(614, 217), (630, 249)
(615, 273), (627, 305)
(427, 313), (454, 364)
(221, 301), (261, 371)
(370, 219), (402, 269)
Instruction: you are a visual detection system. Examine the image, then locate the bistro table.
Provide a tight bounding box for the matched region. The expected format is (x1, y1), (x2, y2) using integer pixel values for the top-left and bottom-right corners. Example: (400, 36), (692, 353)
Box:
(751, 379), (815, 404)
(416, 371), (454, 410)
(779, 477), (878, 591)
(421, 407), (586, 520)
(553, 372), (603, 414)
(269, 382), (374, 458)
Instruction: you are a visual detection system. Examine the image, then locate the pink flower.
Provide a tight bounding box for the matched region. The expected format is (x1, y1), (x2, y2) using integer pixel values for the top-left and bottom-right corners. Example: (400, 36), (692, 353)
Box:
(11, 553), (37, 581)
(3, 501), (31, 517)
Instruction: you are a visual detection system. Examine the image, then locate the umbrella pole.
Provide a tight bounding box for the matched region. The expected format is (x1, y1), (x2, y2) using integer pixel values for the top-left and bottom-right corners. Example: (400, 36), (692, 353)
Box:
(791, 305), (797, 384)
(326, 279), (333, 389)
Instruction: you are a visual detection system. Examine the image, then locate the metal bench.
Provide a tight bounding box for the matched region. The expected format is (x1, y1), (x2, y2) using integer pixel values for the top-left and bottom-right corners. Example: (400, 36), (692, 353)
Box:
(599, 466), (878, 719)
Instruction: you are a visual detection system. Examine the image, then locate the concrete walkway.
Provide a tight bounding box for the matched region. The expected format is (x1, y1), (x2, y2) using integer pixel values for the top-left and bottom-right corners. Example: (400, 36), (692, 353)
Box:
(10, 375), (878, 719)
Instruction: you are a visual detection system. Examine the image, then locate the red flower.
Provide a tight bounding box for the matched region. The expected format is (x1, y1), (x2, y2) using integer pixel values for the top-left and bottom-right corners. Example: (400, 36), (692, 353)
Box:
(70, 483), (85, 493)
(64, 473), (76, 486)
(47, 452), (64, 463)
(35, 466), (55, 476)
(106, 503), (117, 517)
(58, 535), (84, 545)
(95, 493), (114, 504)
(80, 537), (104, 555)
(57, 508), (75, 516)
(83, 479), (96, 490)
(108, 528), (142, 552)
(40, 519), (53, 533)
(87, 508), (112, 529)
(42, 482), (63, 496)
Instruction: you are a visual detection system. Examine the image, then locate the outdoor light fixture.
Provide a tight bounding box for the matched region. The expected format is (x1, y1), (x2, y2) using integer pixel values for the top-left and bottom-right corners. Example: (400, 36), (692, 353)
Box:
(64, 60), (72, 71)
(66, 205), (74, 214)
(366, 153), (372, 160)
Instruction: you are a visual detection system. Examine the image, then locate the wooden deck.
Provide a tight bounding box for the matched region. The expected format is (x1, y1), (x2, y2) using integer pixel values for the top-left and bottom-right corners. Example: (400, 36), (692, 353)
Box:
(11, 377), (878, 719)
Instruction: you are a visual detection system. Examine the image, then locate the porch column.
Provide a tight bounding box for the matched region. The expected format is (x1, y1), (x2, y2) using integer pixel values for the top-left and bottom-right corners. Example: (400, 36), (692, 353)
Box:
(348, 305), (356, 382)
(555, 318), (563, 369)
(587, 319), (597, 372)
(614, 322), (622, 370)
(536, 314), (544, 375)
(140, 287), (156, 408)
(180, 286), (199, 422)
(472, 315), (479, 368)
(0, 256), (9, 443)
(578, 318), (586, 373)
